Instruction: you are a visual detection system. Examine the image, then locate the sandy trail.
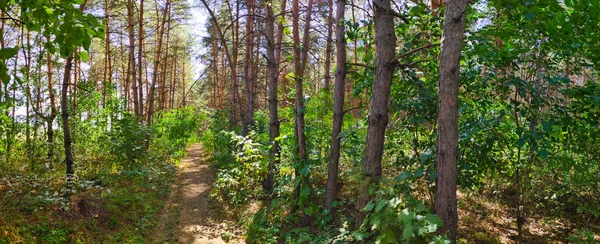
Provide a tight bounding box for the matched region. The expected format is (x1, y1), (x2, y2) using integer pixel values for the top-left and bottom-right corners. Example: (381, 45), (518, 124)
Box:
(161, 143), (243, 244)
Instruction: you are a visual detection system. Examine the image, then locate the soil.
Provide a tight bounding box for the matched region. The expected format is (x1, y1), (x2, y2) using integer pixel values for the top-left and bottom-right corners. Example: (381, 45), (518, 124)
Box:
(156, 143), (244, 244)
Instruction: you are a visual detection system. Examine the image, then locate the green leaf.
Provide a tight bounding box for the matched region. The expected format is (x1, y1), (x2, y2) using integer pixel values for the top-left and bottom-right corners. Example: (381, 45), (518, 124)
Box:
(300, 186), (310, 197)
(517, 137), (525, 148)
(298, 163), (309, 176)
(402, 223), (415, 240)
(415, 203), (428, 212)
(43, 6), (53, 15)
(380, 230), (396, 244)
(389, 197), (402, 208)
(0, 61), (9, 84)
(371, 215), (381, 230)
(82, 35), (92, 50)
(429, 171), (437, 182)
(365, 202), (375, 211)
(304, 206), (313, 216)
(285, 71), (295, 79)
(424, 214), (444, 233)
(78, 51), (89, 62)
(399, 208), (416, 223)
(396, 172), (410, 181)
(0, 48), (18, 59)
(375, 200), (387, 212)
(525, 12), (536, 21)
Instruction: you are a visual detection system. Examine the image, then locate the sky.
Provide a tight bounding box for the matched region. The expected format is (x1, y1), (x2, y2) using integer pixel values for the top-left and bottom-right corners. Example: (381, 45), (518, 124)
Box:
(185, 0), (210, 80)
(10, 1), (210, 120)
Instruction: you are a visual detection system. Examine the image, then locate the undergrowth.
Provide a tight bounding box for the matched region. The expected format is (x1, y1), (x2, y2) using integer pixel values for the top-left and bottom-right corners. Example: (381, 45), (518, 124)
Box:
(0, 106), (203, 243)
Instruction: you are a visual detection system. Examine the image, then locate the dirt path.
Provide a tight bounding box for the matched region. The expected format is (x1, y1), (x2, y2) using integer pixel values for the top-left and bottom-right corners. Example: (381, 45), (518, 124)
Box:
(158, 143), (244, 244)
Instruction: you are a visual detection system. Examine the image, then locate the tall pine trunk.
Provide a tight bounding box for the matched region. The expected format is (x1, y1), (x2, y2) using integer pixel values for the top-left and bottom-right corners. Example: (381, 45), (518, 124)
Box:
(435, 0), (469, 241)
(263, 0), (280, 194)
(322, 0), (334, 90)
(137, 0), (145, 118)
(127, 0), (139, 116)
(45, 35), (58, 165)
(325, 0), (347, 215)
(147, 0), (170, 125)
(242, 0), (256, 135)
(357, 0), (397, 227)
(291, 0), (315, 219)
(62, 56), (75, 194)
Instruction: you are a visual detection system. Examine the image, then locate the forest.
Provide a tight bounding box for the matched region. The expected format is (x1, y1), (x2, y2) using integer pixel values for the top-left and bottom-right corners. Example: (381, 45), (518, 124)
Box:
(0, 0), (599, 243)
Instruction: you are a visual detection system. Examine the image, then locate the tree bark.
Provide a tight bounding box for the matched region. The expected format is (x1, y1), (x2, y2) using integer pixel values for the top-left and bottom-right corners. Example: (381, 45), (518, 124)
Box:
(127, 0), (139, 116)
(147, 0), (170, 125)
(62, 1), (88, 196)
(137, 0), (145, 117)
(46, 36), (57, 164)
(242, 0), (256, 135)
(435, 0), (469, 241)
(103, 0), (112, 109)
(357, 0), (397, 227)
(325, 0), (347, 215)
(263, 0), (280, 194)
(323, 0), (334, 90)
(292, 0), (315, 218)
(160, 6), (172, 112)
(62, 55), (75, 195)
(60, 56), (75, 196)
(200, 0), (239, 127)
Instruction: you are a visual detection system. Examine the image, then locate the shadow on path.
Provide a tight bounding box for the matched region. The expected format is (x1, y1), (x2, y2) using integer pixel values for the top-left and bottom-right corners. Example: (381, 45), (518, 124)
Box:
(160, 143), (244, 244)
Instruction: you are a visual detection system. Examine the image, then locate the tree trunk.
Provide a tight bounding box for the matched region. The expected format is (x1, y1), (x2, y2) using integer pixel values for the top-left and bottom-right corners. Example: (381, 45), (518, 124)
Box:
(24, 30), (32, 165)
(435, 0), (469, 241)
(263, 0), (280, 194)
(127, 0), (139, 117)
(147, 0), (170, 125)
(160, 7), (172, 112)
(137, 0), (145, 118)
(61, 55), (75, 194)
(242, 0), (256, 135)
(103, 0), (112, 109)
(325, 0), (347, 215)
(323, 0), (334, 90)
(292, 0), (315, 218)
(200, 0), (239, 127)
(46, 36), (57, 164)
(357, 0), (397, 227)
(62, 1), (88, 196)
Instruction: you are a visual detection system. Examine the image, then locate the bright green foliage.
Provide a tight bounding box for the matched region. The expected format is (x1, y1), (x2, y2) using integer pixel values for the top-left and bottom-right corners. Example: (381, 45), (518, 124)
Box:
(210, 131), (267, 205)
(202, 0), (600, 242)
(0, 0), (103, 83)
(1, 100), (203, 242)
(351, 182), (448, 243)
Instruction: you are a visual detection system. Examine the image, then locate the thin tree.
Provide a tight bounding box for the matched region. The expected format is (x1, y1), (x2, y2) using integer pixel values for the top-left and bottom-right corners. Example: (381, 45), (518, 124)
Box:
(45, 35), (57, 164)
(325, 0), (347, 215)
(147, 0), (171, 125)
(435, 0), (469, 241)
(127, 0), (139, 116)
(357, 0), (397, 227)
(263, 0), (279, 194)
(322, 0), (334, 90)
(61, 1), (89, 195)
(242, 0), (256, 135)
(291, 0), (315, 218)
(137, 0), (145, 117)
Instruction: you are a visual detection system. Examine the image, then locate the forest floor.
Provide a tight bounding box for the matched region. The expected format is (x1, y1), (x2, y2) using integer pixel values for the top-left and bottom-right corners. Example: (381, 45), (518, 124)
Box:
(156, 143), (245, 244)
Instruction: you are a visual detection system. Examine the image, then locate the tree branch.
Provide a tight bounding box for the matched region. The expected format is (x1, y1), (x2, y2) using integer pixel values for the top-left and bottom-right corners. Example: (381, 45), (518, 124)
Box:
(343, 106), (364, 115)
(395, 43), (440, 61)
(347, 62), (374, 70)
(391, 11), (410, 25)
